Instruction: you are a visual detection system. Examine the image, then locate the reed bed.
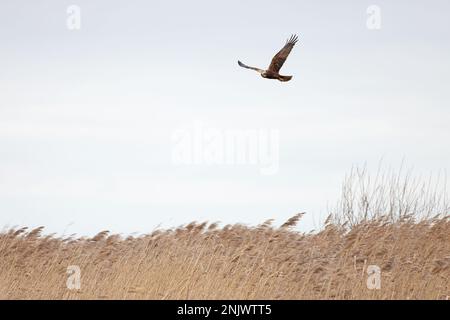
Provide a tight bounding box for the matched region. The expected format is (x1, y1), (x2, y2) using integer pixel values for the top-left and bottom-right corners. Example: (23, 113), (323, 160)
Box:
(0, 168), (448, 299)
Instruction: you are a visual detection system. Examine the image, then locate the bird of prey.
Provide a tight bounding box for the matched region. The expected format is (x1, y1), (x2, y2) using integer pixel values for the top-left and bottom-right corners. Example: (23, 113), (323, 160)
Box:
(238, 34), (299, 82)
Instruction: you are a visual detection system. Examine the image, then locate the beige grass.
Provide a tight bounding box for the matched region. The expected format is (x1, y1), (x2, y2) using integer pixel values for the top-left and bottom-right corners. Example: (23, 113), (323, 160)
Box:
(0, 216), (449, 300)
(0, 168), (449, 299)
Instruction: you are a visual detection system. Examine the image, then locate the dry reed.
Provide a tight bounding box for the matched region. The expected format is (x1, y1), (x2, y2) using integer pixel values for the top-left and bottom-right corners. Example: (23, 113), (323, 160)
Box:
(0, 168), (448, 300)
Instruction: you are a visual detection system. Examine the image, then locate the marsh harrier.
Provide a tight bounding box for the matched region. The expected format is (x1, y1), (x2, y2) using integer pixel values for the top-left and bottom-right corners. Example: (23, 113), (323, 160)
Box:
(238, 34), (299, 82)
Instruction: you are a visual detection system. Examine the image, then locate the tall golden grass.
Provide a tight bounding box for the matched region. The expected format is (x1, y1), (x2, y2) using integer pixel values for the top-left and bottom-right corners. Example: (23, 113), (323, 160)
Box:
(0, 168), (449, 299)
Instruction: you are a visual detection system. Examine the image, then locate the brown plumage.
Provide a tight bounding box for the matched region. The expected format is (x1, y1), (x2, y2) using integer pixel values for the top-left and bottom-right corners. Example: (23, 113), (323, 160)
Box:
(238, 34), (299, 82)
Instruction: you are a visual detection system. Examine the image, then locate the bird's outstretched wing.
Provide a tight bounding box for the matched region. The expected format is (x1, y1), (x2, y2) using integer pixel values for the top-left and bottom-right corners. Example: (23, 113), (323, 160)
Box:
(267, 34), (298, 73)
(238, 60), (264, 74)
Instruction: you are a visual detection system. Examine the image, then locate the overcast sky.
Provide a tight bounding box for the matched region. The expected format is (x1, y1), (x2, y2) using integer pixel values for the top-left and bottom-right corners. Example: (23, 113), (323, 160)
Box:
(1, 0), (449, 236)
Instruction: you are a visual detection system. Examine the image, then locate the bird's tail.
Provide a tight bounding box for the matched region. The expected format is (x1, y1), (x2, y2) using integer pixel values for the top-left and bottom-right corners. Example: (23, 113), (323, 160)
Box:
(278, 75), (293, 82)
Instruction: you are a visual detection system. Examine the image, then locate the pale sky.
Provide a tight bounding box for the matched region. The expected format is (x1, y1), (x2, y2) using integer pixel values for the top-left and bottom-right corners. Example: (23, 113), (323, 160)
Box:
(1, 0), (449, 236)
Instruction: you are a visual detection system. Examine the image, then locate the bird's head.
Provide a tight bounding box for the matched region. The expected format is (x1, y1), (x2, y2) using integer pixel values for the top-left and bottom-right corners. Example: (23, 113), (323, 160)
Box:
(261, 72), (267, 78)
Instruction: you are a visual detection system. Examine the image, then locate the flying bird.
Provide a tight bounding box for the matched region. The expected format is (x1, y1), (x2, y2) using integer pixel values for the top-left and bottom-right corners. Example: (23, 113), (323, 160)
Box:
(238, 34), (299, 82)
